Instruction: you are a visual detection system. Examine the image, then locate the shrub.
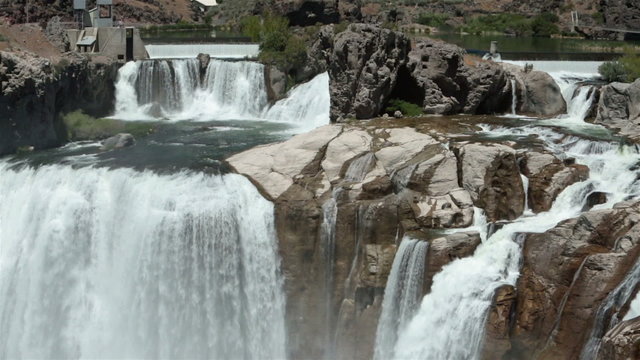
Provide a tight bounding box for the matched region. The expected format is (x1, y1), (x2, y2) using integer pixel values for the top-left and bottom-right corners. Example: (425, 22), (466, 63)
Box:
(598, 61), (627, 82)
(461, 12), (560, 37)
(416, 13), (449, 28)
(619, 49), (640, 82)
(385, 99), (423, 117)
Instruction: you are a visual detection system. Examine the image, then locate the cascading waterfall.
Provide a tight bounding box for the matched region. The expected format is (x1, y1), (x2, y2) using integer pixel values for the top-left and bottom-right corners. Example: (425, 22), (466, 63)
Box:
(344, 152), (376, 182)
(0, 163), (287, 360)
(580, 259), (640, 360)
(510, 78), (517, 115)
(263, 72), (331, 132)
(113, 59), (330, 131)
(374, 237), (429, 360)
(392, 77), (640, 360)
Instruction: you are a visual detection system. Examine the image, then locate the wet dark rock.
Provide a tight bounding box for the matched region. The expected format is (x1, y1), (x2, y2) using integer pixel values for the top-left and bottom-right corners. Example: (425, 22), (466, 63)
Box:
(100, 133), (135, 151)
(598, 316), (640, 360)
(583, 192), (609, 212)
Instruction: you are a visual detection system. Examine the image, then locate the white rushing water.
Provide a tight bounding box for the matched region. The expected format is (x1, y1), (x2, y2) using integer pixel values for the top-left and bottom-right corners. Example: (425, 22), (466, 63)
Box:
(0, 163), (287, 359)
(391, 75), (640, 359)
(145, 44), (260, 59)
(113, 58), (330, 131)
(374, 236), (429, 360)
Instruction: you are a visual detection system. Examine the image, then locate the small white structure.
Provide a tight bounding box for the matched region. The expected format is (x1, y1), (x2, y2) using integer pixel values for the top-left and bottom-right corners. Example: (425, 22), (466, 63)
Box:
(87, 0), (114, 28)
(192, 0), (218, 13)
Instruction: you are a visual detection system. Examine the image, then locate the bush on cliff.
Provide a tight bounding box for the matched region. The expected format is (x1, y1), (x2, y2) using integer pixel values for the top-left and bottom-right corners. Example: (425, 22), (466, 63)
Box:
(241, 13), (307, 77)
(599, 50), (640, 82)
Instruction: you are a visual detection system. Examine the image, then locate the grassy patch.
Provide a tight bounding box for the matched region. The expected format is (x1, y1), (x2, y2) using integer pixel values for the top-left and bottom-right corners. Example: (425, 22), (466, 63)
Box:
(385, 99), (423, 117)
(416, 13), (450, 28)
(62, 111), (154, 141)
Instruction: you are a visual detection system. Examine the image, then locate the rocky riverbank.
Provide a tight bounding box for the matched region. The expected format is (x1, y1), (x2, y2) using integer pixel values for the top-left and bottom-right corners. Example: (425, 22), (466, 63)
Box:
(0, 50), (120, 156)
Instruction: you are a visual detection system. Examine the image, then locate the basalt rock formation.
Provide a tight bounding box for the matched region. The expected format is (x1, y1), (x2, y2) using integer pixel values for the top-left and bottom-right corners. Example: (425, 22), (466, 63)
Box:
(502, 63), (567, 117)
(307, 24), (552, 121)
(0, 51), (120, 156)
(594, 79), (640, 141)
(228, 122), (528, 359)
(481, 200), (640, 359)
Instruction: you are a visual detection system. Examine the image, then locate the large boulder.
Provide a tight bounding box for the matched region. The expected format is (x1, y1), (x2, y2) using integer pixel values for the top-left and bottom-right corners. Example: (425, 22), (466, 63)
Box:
(405, 39), (512, 115)
(594, 79), (640, 141)
(502, 63), (567, 117)
(454, 142), (525, 222)
(520, 151), (590, 213)
(309, 24), (411, 121)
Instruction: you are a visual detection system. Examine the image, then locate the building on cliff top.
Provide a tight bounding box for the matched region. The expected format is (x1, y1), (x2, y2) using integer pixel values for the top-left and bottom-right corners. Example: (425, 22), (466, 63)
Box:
(192, 0), (218, 13)
(68, 0), (147, 61)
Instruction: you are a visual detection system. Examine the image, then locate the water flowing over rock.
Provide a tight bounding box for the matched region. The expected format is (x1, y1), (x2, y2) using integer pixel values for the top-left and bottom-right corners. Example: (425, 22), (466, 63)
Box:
(113, 58), (330, 131)
(502, 63), (568, 117)
(595, 79), (640, 141)
(0, 164), (287, 359)
(482, 201), (640, 359)
(520, 150), (590, 213)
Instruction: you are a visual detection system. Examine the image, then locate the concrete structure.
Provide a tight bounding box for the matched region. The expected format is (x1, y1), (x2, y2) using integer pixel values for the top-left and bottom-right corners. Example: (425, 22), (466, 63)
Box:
(68, 27), (147, 61)
(192, 0), (218, 13)
(145, 43), (259, 59)
(87, 0), (114, 28)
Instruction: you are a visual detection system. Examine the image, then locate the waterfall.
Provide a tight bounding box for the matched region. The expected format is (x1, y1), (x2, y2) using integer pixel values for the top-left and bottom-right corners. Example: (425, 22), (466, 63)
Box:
(580, 259), (640, 360)
(392, 76), (640, 359)
(0, 163), (287, 360)
(263, 72), (331, 132)
(374, 237), (429, 360)
(510, 78), (517, 115)
(114, 59), (268, 121)
(344, 152), (375, 182)
(321, 189), (340, 359)
(566, 85), (596, 121)
(113, 59), (330, 131)
(520, 174), (531, 214)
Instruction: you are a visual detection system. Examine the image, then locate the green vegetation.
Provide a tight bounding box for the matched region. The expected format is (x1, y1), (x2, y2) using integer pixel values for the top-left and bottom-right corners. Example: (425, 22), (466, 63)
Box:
(62, 111), (154, 141)
(385, 99), (423, 117)
(599, 50), (640, 83)
(241, 14), (308, 76)
(416, 13), (450, 28)
(461, 12), (559, 37)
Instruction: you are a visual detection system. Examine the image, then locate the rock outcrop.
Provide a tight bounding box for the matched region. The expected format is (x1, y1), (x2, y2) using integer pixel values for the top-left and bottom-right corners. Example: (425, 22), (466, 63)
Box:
(454, 142), (524, 222)
(405, 39), (512, 115)
(520, 151), (590, 213)
(308, 24), (411, 121)
(307, 24), (529, 121)
(100, 133), (135, 151)
(481, 200), (640, 359)
(594, 79), (640, 141)
(502, 63), (567, 117)
(0, 51), (120, 156)
(598, 317), (640, 360)
(228, 123), (524, 359)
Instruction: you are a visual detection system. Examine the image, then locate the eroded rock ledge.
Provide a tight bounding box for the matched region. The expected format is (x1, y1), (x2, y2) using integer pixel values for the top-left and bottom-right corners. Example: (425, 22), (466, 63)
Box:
(227, 120), (585, 359)
(0, 51), (120, 156)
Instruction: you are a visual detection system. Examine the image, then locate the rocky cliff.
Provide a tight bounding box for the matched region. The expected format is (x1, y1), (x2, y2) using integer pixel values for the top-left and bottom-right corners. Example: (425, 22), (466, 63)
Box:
(305, 24), (560, 122)
(226, 118), (587, 359)
(0, 51), (120, 156)
(594, 79), (640, 141)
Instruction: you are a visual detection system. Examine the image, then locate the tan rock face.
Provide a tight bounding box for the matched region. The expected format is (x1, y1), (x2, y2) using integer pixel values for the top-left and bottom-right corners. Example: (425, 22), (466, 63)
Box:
(455, 142), (524, 222)
(228, 124), (534, 359)
(480, 201), (640, 360)
(598, 317), (640, 360)
(521, 151), (590, 213)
